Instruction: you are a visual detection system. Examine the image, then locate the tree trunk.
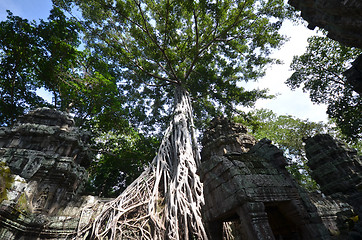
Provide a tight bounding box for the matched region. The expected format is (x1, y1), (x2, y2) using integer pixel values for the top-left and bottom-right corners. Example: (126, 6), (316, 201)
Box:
(76, 86), (207, 240)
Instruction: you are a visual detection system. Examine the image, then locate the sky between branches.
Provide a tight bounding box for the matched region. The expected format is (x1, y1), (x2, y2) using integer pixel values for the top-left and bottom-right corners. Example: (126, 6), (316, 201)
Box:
(0, 0), (328, 123)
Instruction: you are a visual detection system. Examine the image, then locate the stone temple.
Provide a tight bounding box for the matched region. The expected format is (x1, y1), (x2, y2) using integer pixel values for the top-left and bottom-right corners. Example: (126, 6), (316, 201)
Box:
(1, 110), (361, 239)
(200, 117), (330, 240)
(2, 0), (362, 239)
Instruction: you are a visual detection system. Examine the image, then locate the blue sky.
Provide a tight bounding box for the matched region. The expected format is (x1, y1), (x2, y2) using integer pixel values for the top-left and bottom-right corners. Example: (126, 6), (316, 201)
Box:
(0, 0), (329, 123)
(0, 0), (52, 21)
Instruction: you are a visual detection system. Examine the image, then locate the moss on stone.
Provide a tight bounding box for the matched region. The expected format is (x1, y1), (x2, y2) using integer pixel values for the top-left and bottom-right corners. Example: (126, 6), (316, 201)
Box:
(15, 193), (29, 214)
(0, 161), (14, 202)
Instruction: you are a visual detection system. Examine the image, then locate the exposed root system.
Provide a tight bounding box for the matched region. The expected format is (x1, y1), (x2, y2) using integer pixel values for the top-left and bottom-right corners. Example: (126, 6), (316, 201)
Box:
(75, 87), (207, 240)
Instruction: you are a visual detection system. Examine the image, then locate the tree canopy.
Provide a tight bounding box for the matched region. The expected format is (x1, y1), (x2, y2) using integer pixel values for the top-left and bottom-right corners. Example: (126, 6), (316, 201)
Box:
(0, 7), (128, 132)
(0, 11), (48, 125)
(54, 0), (293, 131)
(287, 34), (362, 141)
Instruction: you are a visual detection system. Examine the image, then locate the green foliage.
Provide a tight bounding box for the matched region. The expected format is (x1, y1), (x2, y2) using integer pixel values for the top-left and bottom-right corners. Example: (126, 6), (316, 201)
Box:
(287, 34), (362, 141)
(0, 7), (84, 125)
(0, 8), (128, 130)
(54, 0), (294, 131)
(0, 11), (47, 125)
(36, 7), (83, 109)
(86, 129), (159, 197)
(236, 109), (333, 191)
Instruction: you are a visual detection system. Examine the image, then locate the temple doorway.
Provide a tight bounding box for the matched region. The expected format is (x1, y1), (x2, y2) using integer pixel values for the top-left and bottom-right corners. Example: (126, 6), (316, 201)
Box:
(265, 202), (302, 240)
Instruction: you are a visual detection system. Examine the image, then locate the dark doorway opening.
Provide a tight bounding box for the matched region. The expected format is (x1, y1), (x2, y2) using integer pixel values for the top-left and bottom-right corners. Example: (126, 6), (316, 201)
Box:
(265, 203), (302, 240)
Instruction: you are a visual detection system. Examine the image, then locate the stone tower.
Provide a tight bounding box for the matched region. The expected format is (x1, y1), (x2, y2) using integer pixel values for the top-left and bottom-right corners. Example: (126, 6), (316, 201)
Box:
(305, 134), (362, 239)
(199, 117), (330, 240)
(0, 108), (97, 239)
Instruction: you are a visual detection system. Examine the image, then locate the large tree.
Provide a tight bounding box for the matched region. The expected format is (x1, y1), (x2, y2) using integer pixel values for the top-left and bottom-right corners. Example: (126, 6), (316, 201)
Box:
(54, 0), (293, 239)
(287, 34), (362, 141)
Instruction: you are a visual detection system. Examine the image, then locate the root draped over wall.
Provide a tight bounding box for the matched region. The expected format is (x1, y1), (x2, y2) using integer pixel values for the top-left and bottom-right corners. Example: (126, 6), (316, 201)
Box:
(76, 86), (207, 240)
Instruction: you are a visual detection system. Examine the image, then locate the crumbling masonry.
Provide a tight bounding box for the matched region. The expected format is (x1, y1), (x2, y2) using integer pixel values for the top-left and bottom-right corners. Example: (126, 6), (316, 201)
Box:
(0, 108), (105, 239)
(0, 110), (361, 239)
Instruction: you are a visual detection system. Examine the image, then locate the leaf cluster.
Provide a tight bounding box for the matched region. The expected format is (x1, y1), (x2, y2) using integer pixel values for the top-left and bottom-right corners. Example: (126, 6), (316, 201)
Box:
(0, 8), (130, 133)
(86, 129), (159, 197)
(287, 35), (362, 141)
(0, 7), (83, 125)
(0, 11), (47, 125)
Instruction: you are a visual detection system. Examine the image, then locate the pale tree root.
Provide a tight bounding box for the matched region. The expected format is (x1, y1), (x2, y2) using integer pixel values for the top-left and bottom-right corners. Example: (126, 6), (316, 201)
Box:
(74, 86), (208, 240)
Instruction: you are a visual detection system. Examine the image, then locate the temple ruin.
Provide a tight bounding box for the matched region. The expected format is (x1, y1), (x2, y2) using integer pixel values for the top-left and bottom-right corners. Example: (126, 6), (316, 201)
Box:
(199, 117), (330, 240)
(305, 134), (362, 239)
(0, 108), (105, 239)
(0, 110), (361, 239)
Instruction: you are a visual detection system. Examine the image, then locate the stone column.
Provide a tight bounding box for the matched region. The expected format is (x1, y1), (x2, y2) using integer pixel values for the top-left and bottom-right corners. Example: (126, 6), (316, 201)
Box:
(236, 202), (275, 240)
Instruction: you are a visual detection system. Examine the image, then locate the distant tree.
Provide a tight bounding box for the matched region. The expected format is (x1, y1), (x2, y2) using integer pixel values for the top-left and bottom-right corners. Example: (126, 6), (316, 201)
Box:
(236, 109), (333, 190)
(54, 0), (294, 239)
(0, 8), (129, 134)
(0, 7), (86, 125)
(287, 35), (362, 141)
(35, 7), (83, 109)
(86, 129), (159, 197)
(0, 11), (47, 125)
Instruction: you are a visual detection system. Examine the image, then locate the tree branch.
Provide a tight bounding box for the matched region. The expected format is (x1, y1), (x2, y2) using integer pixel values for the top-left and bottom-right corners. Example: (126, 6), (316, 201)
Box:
(183, 9), (200, 81)
(183, 1), (249, 82)
(134, 0), (180, 83)
(117, 34), (178, 85)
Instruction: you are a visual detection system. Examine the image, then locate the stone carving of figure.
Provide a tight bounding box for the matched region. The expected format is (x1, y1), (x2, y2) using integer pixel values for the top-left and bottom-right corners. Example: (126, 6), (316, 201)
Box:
(33, 186), (50, 212)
